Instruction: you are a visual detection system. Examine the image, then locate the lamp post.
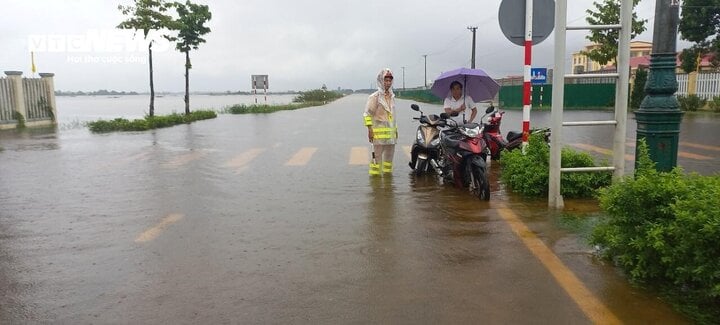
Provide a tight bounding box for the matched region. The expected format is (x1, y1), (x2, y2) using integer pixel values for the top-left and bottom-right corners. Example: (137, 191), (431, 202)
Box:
(635, 0), (683, 171)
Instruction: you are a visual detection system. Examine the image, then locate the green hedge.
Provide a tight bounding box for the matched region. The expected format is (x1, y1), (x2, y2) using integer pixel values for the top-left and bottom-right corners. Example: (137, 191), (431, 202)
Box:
(395, 89), (443, 105)
(224, 102), (324, 114)
(499, 133), (611, 198)
(293, 89), (343, 103)
(591, 142), (720, 323)
(87, 110), (217, 133)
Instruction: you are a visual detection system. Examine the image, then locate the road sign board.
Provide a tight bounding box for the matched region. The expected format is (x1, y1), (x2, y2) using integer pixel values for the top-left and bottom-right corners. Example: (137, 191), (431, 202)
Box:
(499, 0), (555, 46)
(531, 68), (548, 84)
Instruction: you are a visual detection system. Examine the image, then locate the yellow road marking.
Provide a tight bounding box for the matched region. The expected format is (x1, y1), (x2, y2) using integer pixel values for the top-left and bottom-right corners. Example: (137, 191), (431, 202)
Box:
(625, 142), (713, 160)
(570, 143), (634, 161)
(349, 146), (369, 165)
(285, 147), (318, 166)
(497, 208), (621, 325)
(135, 213), (184, 243)
(225, 148), (265, 173)
(163, 150), (206, 168)
(403, 145), (412, 159)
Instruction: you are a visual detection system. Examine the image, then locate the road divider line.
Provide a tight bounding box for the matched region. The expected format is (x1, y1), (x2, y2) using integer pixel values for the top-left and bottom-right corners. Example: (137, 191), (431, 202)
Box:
(349, 146), (369, 165)
(402, 146), (411, 159)
(135, 213), (184, 243)
(225, 148), (265, 173)
(625, 142), (713, 160)
(163, 150), (206, 168)
(497, 208), (621, 325)
(570, 143), (634, 161)
(285, 147), (318, 166)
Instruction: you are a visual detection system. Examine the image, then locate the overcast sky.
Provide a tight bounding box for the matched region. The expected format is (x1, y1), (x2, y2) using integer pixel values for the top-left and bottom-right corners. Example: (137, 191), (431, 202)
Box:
(1, 0), (682, 92)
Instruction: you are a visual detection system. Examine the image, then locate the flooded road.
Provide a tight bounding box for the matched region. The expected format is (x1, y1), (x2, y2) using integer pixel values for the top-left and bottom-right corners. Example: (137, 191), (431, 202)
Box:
(1, 94), (716, 323)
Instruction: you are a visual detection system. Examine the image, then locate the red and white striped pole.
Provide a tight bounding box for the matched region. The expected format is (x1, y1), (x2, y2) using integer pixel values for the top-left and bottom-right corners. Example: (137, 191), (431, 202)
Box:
(522, 0), (533, 150)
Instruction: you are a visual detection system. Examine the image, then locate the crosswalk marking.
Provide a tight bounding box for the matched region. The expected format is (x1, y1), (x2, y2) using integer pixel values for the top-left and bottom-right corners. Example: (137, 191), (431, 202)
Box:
(570, 143), (634, 161)
(402, 145), (411, 159)
(135, 213), (183, 243)
(349, 146), (369, 165)
(285, 147), (318, 166)
(163, 150), (206, 168)
(625, 142), (713, 160)
(225, 148), (265, 173)
(680, 141), (720, 152)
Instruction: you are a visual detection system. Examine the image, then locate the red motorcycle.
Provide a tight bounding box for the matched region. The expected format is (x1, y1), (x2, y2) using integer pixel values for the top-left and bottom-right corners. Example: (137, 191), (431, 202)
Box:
(437, 107), (495, 200)
(482, 105), (551, 160)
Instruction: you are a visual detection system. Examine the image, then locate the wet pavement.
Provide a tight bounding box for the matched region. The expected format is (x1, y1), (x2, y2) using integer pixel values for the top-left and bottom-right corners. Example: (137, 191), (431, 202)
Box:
(1, 94), (716, 323)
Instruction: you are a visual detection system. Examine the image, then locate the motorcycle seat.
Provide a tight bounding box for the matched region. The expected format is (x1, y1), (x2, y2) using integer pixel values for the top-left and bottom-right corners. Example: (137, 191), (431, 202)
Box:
(507, 131), (523, 141)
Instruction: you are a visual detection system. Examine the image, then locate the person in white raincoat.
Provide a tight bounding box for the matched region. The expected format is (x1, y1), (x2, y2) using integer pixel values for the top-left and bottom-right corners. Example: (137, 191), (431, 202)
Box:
(363, 68), (398, 176)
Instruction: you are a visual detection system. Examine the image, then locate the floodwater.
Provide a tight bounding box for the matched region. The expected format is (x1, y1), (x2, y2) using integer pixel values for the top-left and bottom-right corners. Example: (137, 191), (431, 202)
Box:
(1, 94), (716, 323)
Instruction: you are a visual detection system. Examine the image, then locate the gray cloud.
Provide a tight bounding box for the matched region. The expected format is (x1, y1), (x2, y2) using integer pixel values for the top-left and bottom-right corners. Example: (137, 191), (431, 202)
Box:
(0, 0), (676, 92)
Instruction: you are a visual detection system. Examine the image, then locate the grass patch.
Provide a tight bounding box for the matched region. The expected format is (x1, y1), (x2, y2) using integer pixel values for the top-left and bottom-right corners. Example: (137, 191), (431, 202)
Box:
(87, 110), (217, 133)
(224, 89), (344, 115)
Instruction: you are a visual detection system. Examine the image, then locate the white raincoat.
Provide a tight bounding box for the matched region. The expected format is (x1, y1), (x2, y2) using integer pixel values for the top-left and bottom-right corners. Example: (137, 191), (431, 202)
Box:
(363, 69), (398, 145)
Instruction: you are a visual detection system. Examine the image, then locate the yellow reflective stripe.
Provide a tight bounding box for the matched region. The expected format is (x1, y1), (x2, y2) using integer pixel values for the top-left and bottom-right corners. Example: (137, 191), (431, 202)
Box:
(372, 127), (396, 133)
(369, 163), (381, 175)
(364, 116), (373, 126)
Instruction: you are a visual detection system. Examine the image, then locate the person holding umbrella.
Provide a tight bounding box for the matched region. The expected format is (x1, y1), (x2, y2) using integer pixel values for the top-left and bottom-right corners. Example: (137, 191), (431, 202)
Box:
(430, 68), (500, 124)
(363, 68), (398, 176)
(443, 81), (477, 124)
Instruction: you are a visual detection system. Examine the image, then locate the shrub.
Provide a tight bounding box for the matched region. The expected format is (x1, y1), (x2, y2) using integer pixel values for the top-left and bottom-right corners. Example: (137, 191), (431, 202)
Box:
(677, 94), (707, 111)
(499, 133), (611, 198)
(708, 95), (720, 113)
(87, 110), (217, 133)
(591, 141), (720, 323)
(630, 67), (647, 110)
(293, 89), (343, 103)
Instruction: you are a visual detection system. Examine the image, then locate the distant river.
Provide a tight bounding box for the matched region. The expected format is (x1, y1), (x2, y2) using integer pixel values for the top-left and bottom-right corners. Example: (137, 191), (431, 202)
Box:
(55, 94), (296, 125)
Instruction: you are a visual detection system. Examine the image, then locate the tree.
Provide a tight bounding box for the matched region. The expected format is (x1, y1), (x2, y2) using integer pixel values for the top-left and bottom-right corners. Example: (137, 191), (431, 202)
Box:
(679, 0), (720, 73)
(169, 1), (212, 115)
(118, 0), (175, 117)
(584, 0), (648, 66)
(630, 67), (647, 109)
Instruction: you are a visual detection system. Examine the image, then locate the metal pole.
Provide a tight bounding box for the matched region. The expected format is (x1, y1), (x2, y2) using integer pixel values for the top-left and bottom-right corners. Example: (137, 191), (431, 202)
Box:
(468, 26), (478, 69)
(423, 54), (428, 88)
(613, 0), (632, 180)
(401, 66), (406, 91)
(549, 0), (566, 209)
(522, 0), (533, 149)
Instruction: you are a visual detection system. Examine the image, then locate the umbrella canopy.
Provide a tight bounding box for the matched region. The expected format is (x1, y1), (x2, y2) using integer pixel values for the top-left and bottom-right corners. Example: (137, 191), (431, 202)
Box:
(430, 68), (500, 102)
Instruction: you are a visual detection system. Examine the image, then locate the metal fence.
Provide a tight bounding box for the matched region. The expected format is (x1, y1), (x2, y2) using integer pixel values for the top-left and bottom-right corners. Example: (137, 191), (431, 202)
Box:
(0, 78), (16, 122)
(697, 72), (720, 100)
(677, 72), (720, 99)
(22, 78), (52, 120)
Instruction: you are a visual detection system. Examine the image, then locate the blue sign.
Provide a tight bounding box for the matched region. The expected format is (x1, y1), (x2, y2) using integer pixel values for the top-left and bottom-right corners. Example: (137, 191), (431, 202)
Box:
(531, 68), (548, 85)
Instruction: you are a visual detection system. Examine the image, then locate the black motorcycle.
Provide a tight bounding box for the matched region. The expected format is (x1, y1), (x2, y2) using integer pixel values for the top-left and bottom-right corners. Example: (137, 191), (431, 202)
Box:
(408, 104), (443, 175)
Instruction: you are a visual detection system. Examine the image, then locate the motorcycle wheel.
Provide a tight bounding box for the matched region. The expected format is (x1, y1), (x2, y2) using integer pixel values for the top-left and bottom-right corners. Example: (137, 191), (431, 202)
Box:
(415, 158), (427, 176)
(470, 165), (490, 201)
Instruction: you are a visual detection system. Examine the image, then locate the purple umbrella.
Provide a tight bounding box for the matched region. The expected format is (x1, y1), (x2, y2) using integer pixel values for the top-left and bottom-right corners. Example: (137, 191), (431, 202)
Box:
(430, 67), (500, 102)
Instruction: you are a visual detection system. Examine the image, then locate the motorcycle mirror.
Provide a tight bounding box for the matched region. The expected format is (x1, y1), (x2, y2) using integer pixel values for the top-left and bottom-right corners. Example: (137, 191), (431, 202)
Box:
(485, 106), (495, 114)
(439, 113), (450, 119)
(410, 104), (420, 111)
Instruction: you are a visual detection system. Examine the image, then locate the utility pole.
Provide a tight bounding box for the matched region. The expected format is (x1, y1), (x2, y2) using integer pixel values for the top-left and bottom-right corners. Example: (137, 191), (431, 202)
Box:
(422, 54), (428, 88)
(467, 26), (478, 68)
(401, 66), (406, 91)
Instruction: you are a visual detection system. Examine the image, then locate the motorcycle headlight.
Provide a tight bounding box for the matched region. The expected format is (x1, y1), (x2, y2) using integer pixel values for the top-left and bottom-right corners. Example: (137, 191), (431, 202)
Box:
(416, 129), (424, 142)
(460, 126), (481, 138)
(430, 137), (440, 146)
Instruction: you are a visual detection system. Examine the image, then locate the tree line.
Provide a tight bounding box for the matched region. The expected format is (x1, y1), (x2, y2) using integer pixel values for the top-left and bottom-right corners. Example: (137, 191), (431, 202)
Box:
(117, 0), (212, 117)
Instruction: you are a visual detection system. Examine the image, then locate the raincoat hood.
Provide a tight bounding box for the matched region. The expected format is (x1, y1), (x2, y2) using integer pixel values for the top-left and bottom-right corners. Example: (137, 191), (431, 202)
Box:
(376, 68), (394, 96)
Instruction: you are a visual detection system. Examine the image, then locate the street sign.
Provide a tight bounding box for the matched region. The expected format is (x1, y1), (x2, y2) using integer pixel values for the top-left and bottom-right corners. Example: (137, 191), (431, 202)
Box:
(499, 0), (555, 46)
(251, 75), (268, 90)
(531, 68), (548, 84)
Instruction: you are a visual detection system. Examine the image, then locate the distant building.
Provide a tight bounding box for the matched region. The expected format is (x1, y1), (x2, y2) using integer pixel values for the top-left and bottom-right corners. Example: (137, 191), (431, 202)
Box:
(571, 41), (653, 74)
